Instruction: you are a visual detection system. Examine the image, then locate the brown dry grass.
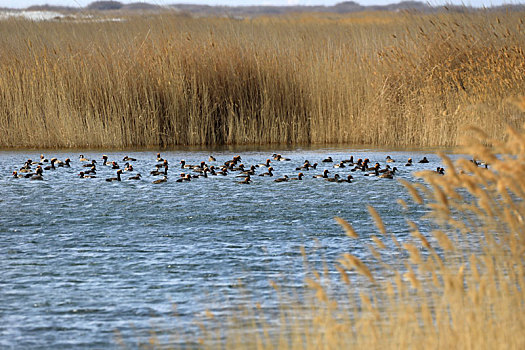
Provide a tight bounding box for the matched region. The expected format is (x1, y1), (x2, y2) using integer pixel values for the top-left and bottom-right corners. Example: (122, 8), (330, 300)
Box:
(0, 10), (524, 148)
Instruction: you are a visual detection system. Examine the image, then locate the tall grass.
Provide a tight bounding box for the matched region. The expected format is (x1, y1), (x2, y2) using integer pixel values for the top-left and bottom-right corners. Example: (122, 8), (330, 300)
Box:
(0, 10), (524, 148)
(182, 124), (525, 349)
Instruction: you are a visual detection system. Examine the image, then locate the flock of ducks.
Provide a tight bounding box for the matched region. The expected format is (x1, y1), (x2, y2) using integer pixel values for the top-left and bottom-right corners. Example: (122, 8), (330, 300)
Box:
(10, 153), (445, 185)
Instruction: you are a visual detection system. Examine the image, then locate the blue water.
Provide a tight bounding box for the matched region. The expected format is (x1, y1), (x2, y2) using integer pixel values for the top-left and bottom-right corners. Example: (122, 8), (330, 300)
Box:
(0, 148), (442, 348)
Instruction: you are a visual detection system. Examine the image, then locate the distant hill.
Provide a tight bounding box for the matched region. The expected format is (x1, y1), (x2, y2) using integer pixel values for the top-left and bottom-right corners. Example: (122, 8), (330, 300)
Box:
(15, 1), (525, 15)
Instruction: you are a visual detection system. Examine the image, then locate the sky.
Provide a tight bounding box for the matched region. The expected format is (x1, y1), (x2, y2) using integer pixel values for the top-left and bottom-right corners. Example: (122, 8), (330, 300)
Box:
(0, 0), (519, 9)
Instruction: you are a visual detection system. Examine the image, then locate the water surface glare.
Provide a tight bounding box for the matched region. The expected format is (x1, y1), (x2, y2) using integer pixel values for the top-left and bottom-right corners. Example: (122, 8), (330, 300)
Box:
(0, 149), (443, 348)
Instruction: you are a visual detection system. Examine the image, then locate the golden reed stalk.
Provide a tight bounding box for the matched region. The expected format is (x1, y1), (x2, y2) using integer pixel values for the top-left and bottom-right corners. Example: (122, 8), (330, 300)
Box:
(0, 10), (524, 148)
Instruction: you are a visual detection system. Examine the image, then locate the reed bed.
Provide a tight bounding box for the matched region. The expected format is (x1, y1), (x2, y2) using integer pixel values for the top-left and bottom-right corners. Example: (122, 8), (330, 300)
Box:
(0, 10), (524, 148)
(166, 124), (525, 349)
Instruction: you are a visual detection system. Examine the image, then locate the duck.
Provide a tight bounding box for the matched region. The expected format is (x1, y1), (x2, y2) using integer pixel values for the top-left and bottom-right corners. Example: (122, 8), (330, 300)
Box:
(333, 161), (346, 168)
(208, 155), (216, 162)
(296, 160), (310, 170)
(342, 156), (354, 165)
(379, 167), (398, 179)
(79, 154), (89, 162)
(365, 167), (380, 177)
(224, 155), (242, 167)
(386, 156), (395, 163)
(274, 175), (289, 182)
(83, 160), (97, 168)
(257, 159), (271, 168)
(12, 171), (23, 178)
(84, 166), (96, 175)
(57, 158), (71, 167)
(238, 175), (252, 184)
(326, 174), (341, 182)
(39, 154), (48, 163)
(128, 173), (142, 180)
(152, 176), (167, 184)
(156, 153), (164, 162)
(151, 165), (168, 176)
(322, 156), (333, 163)
(338, 174), (353, 183)
(232, 164), (245, 172)
(180, 159), (193, 169)
(78, 171), (96, 178)
(111, 161), (120, 169)
(238, 165), (256, 176)
(290, 173), (304, 180)
(216, 167), (228, 176)
(44, 158), (57, 170)
(124, 163), (133, 172)
(123, 155), (137, 162)
(405, 158), (413, 166)
(436, 167), (445, 175)
(105, 169), (123, 182)
(30, 166), (44, 181)
(101, 155), (111, 166)
(418, 157), (429, 163)
(259, 167), (274, 176)
(176, 174), (192, 182)
(313, 169), (330, 178)
(276, 154), (291, 161)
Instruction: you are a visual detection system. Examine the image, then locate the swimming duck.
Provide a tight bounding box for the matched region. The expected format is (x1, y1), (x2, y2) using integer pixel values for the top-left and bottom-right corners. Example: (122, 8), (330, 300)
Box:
(436, 167), (445, 175)
(83, 160), (97, 168)
(232, 164), (245, 172)
(102, 155), (110, 166)
(84, 166), (96, 175)
(156, 153), (164, 162)
(180, 159), (192, 169)
(124, 163), (134, 172)
(276, 154), (291, 161)
(313, 169), (330, 178)
(379, 167), (398, 179)
(123, 156), (137, 162)
(12, 171), (23, 178)
(239, 165), (256, 176)
(238, 175), (252, 184)
(57, 158), (71, 167)
(322, 156), (333, 163)
(44, 158), (57, 170)
(176, 174), (192, 182)
(386, 156), (395, 163)
(30, 166), (44, 181)
(208, 155), (216, 162)
(224, 156), (242, 167)
(78, 171), (96, 178)
(333, 161), (346, 168)
(364, 167), (380, 177)
(296, 160), (310, 170)
(290, 173), (304, 180)
(274, 175), (289, 182)
(39, 154), (48, 163)
(152, 176), (167, 184)
(151, 165), (168, 176)
(418, 157), (429, 163)
(405, 158), (413, 166)
(128, 173), (142, 180)
(257, 159), (271, 168)
(106, 169), (123, 182)
(342, 156), (354, 165)
(259, 167), (274, 176)
(79, 155), (89, 162)
(111, 161), (120, 169)
(326, 174), (341, 182)
(338, 174), (353, 183)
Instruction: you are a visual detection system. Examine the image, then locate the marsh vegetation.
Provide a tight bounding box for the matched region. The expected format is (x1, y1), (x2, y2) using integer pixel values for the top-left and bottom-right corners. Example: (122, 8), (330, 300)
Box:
(0, 10), (524, 148)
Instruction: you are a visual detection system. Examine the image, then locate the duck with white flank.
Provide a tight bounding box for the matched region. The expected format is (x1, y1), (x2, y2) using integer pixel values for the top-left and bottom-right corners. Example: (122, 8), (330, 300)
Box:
(313, 169), (330, 178)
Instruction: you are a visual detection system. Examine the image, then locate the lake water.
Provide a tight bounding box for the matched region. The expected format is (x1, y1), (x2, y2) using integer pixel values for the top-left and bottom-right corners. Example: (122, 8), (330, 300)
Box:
(0, 148), (444, 348)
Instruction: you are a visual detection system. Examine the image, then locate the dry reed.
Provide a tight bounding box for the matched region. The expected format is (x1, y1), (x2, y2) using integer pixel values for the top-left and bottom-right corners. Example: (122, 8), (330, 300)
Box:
(1, 10), (524, 148)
